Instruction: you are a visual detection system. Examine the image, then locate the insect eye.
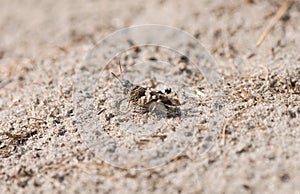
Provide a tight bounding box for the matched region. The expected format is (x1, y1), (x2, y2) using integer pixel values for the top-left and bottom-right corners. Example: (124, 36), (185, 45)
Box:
(123, 80), (130, 87)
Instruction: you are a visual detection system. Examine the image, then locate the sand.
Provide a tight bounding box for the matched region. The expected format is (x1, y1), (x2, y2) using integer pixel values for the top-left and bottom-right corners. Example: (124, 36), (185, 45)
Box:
(0, 0), (299, 193)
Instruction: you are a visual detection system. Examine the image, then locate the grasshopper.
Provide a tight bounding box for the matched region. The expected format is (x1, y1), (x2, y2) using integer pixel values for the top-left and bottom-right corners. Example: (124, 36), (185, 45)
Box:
(111, 62), (181, 118)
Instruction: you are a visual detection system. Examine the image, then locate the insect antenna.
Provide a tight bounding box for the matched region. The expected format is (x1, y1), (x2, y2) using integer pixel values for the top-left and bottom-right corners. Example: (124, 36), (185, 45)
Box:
(111, 60), (125, 84)
(117, 60), (123, 74)
(111, 72), (123, 84)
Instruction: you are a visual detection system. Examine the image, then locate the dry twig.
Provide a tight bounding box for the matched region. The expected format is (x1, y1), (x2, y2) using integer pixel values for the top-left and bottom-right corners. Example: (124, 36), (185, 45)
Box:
(256, 0), (293, 48)
(221, 99), (261, 145)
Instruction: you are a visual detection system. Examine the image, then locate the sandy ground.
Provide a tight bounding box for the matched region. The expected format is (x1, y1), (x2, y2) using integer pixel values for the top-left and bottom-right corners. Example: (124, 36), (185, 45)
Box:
(0, 0), (300, 193)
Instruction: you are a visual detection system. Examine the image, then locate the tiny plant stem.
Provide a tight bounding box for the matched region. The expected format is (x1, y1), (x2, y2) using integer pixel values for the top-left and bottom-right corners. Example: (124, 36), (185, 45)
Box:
(221, 99), (260, 145)
(256, 0), (293, 48)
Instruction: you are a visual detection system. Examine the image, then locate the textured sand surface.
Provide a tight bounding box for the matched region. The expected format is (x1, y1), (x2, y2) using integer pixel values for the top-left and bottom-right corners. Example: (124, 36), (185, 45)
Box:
(0, 0), (300, 193)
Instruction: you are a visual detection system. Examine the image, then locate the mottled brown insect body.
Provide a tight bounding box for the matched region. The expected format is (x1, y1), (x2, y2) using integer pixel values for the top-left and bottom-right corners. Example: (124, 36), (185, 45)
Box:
(111, 70), (181, 118)
(130, 86), (147, 104)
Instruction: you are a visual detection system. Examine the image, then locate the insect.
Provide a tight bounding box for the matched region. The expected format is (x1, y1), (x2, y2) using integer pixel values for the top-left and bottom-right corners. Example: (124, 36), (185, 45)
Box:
(111, 62), (181, 118)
